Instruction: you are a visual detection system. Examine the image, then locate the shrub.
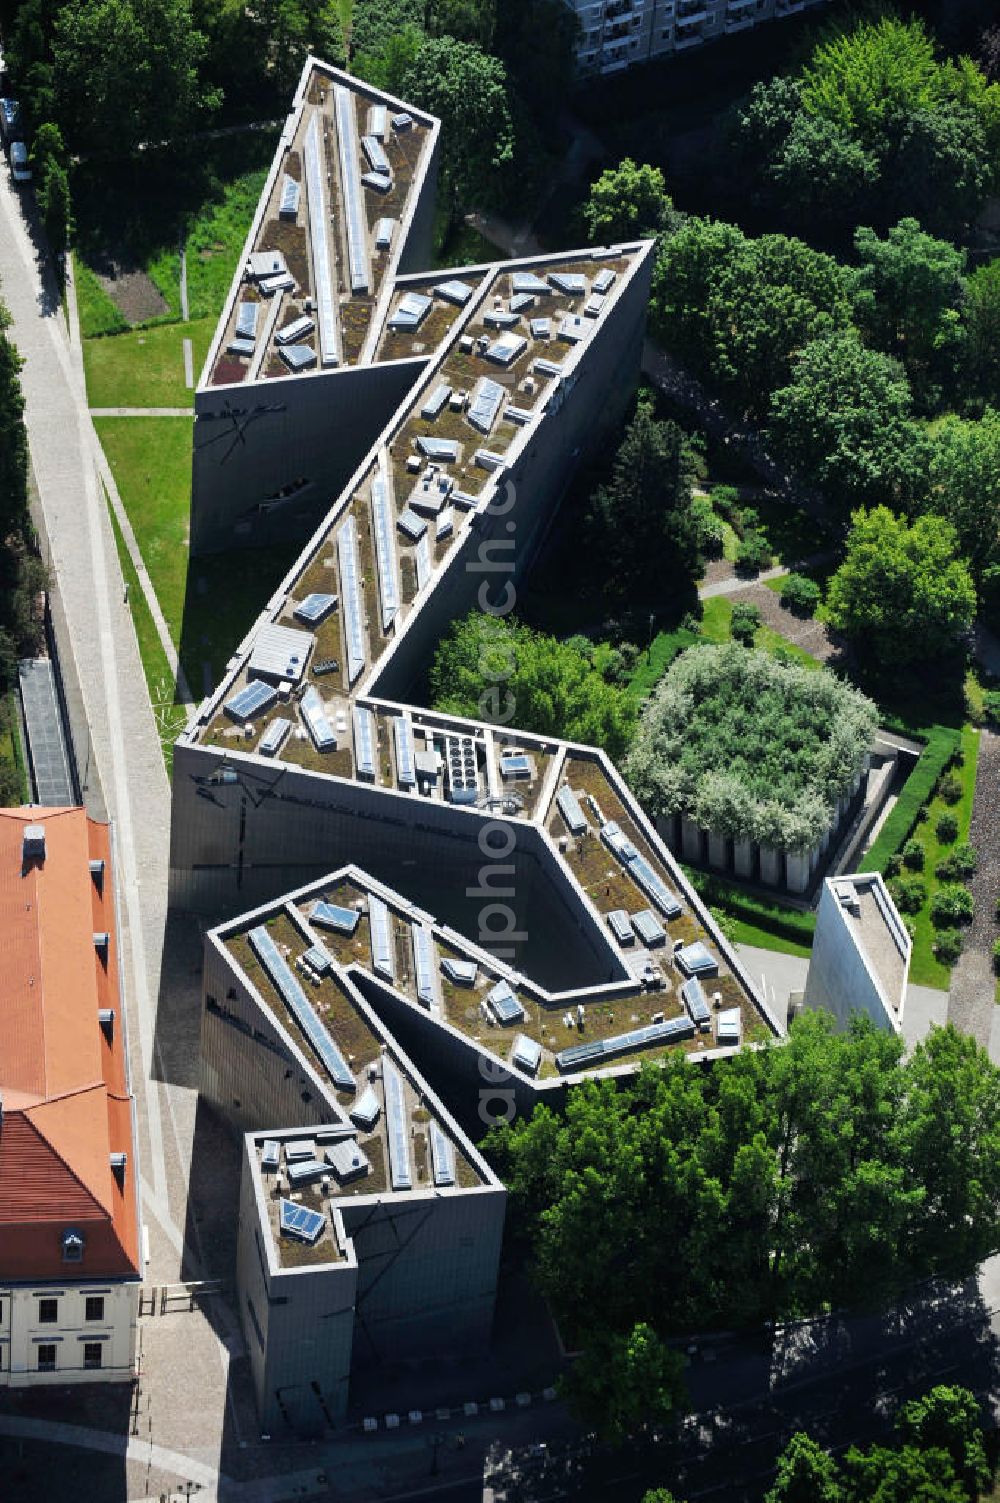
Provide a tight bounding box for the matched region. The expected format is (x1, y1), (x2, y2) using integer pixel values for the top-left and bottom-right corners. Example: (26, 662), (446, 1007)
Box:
(936, 811), (959, 843)
(735, 531), (773, 575)
(935, 843), (977, 882)
(930, 884), (974, 927)
(884, 853), (901, 878)
(691, 496), (725, 558)
(779, 573), (821, 616)
(994, 938), (1000, 974)
(680, 611), (702, 633)
(938, 770), (963, 805)
(901, 839), (924, 871)
(738, 506), (761, 534)
(983, 690), (1000, 727)
(712, 485), (741, 525)
(730, 602), (762, 645)
(934, 928), (964, 964)
(887, 874), (926, 915)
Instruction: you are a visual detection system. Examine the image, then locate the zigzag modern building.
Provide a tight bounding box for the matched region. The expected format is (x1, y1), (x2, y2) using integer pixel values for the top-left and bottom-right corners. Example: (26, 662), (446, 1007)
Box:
(171, 59), (783, 1425)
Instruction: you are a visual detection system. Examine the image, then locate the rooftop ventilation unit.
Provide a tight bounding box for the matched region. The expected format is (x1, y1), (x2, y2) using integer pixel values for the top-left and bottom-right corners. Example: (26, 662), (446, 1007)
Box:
(23, 825), (45, 861)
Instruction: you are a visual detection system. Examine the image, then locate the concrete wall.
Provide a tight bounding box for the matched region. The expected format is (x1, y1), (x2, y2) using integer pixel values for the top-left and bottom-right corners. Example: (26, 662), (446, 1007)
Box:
(190, 359), (426, 556)
(236, 1145), (357, 1432)
(200, 940), (339, 1134)
(803, 882), (896, 1033)
(171, 746), (620, 992)
(0, 1280), (138, 1387)
(343, 1186), (505, 1368)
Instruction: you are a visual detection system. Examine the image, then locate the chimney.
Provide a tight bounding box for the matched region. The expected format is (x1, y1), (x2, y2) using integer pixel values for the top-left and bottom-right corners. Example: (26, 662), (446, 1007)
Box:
(23, 825), (45, 862)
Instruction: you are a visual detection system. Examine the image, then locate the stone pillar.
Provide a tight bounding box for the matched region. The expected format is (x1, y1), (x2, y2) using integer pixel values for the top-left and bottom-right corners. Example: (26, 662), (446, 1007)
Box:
(656, 812), (679, 852)
(707, 830), (728, 872)
(759, 844), (783, 887)
(681, 817), (704, 864)
(786, 850), (810, 894)
(733, 838), (754, 879)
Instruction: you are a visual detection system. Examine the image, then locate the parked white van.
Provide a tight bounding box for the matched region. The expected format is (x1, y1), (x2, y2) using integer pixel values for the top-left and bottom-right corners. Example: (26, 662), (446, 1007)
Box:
(10, 141), (31, 183)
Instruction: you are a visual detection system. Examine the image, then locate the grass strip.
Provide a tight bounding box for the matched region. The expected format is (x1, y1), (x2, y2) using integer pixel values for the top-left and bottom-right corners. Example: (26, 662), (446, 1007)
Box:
(105, 494), (187, 773)
(865, 723), (961, 874)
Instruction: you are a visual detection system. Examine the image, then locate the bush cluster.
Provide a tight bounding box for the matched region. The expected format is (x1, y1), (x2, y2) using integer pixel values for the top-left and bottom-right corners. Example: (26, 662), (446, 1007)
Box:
(779, 573), (821, 616)
(930, 884), (974, 927)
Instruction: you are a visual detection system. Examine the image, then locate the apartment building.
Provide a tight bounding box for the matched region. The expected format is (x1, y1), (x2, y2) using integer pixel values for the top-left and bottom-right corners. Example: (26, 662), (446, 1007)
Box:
(0, 808), (142, 1387)
(567, 0), (831, 74)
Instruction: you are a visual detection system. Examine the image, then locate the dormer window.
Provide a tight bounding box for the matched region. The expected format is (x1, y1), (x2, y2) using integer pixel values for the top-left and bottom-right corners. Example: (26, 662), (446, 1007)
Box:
(61, 1228), (85, 1263)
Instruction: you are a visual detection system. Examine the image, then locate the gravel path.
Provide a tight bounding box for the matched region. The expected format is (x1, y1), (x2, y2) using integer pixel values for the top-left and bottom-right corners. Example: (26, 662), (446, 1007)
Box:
(947, 726), (1000, 1047)
(725, 580), (847, 665)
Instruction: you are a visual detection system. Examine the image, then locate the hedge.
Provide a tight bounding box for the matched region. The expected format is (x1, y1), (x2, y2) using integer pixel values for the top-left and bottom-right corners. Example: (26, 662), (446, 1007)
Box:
(864, 723), (961, 874)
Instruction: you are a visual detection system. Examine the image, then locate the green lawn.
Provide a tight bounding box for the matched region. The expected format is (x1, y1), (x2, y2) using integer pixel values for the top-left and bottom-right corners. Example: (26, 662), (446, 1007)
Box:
(699, 595), (822, 670)
(105, 494), (189, 772)
(83, 318), (214, 408)
(96, 413), (299, 699)
(697, 877), (816, 958)
(73, 130), (278, 331)
(95, 417), (194, 642)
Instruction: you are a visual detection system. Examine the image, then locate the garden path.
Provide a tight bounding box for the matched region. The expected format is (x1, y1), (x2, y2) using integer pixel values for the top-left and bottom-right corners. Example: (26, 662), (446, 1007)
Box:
(947, 725), (1000, 1048)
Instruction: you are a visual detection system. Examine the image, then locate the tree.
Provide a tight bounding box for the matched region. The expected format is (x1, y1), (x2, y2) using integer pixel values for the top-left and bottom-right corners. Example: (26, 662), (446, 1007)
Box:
(652, 219), (852, 420)
(766, 111), (878, 234)
(564, 1323), (686, 1445)
(583, 158), (676, 245)
(400, 37), (512, 213)
(765, 1433), (844, 1503)
(52, 0), (216, 155)
(493, 0), (578, 111)
(429, 614), (637, 759)
(0, 309), (29, 538)
(586, 402), (701, 613)
(425, 0), (495, 47)
(844, 1443), (966, 1503)
(767, 333), (930, 512)
(825, 507), (975, 668)
(39, 158), (72, 259)
(927, 410), (1000, 587)
(895, 1386), (992, 1500)
(962, 258), (1000, 408)
(852, 219), (966, 408)
(353, 23), (424, 95)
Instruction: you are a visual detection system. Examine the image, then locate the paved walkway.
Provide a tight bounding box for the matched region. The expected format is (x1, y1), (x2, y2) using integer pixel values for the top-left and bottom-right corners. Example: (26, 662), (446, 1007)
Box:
(947, 725), (999, 1049)
(90, 406), (193, 417)
(0, 166), (201, 1281)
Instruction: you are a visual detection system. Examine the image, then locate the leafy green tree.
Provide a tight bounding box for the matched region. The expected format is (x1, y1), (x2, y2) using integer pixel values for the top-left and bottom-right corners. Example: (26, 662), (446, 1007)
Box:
(429, 614), (636, 758)
(52, 0), (216, 155)
(889, 99), (995, 238)
(767, 334), (930, 512)
(652, 219), (853, 419)
(564, 1323), (686, 1445)
(425, 0), (495, 47)
(898, 1026), (1000, 1277)
(895, 1385), (992, 1500)
(962, 258), (1000, 408)
(852, 219), (966, 408)
(39, 158), (72, 258)
(642, 1492), (685, 1503)
(826, 507), (975, 668)
(928, 410), (1000, 587)
(493, 0), (578, 110)
(353, 23), (424, 95)
(583, 158), (677, 245)
(844, 1443), (966, 1503)
(765, 1433), (844, 1503)
(586, 402), (701, 613)
(0, 309), (29, 538)
(401, 36), (512, 213)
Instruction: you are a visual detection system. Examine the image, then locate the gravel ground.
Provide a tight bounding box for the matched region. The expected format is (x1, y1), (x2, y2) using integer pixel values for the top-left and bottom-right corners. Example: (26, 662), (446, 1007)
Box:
(947, 726), (1000, 1046)
(727, 581), (847, 665)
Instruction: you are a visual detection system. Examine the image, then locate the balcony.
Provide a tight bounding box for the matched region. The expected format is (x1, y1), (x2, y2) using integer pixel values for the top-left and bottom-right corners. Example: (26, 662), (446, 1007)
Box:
(725, 13), (754, 29)
(675, 4), (708, 21)
(674, 27), (705, 45)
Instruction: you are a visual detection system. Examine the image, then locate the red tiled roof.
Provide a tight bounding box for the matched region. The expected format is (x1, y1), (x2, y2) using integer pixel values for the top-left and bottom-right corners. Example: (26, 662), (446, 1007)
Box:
(0, 808), (139, 1281)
